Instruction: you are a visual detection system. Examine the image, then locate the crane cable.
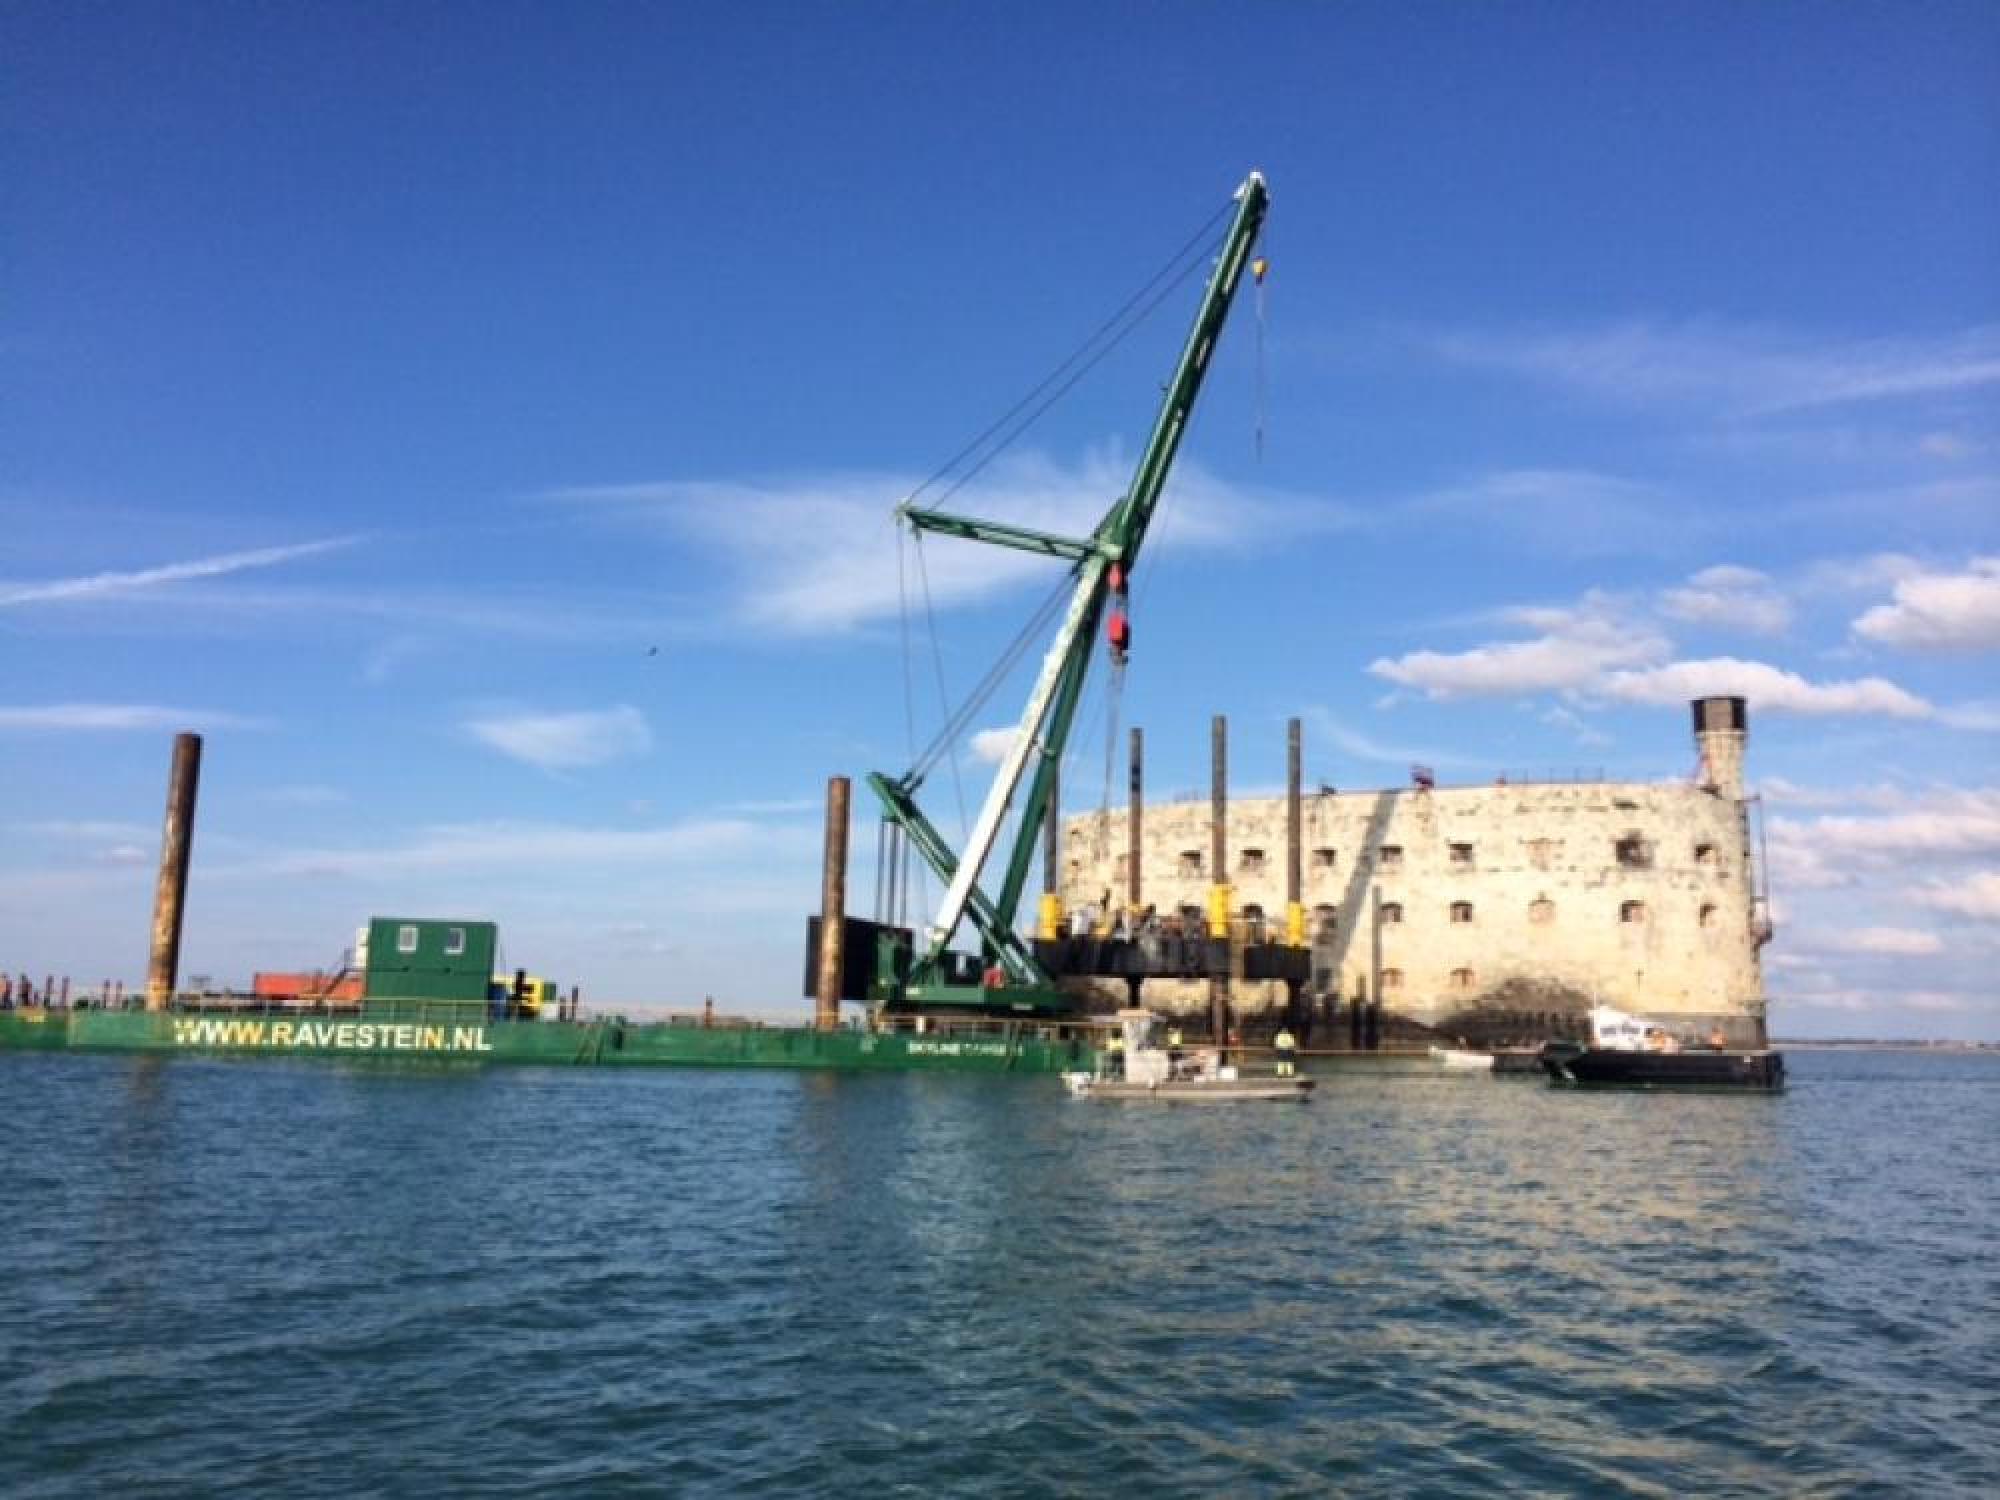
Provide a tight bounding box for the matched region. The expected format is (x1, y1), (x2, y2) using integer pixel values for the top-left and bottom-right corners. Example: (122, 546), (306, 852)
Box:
(897, 199), (1234, 518)
(1252, 250), (1270, 461)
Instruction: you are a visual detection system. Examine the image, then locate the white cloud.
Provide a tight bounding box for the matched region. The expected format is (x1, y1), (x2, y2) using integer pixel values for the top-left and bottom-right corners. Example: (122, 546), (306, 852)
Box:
(1852, 558), (2000, 651)
(1406, 470), (1683, 555)
(543, 453), (1350, 635)
(1659, 565), (1792, 635)
(0, 703), (263, 732)
(1301, 709), (1478, 771)
(1765, 790), (2000, 898)
(463, 705), (653, 770)
(1911, 871), (2000, 921)
(1598, 658), (1932, 718)
(1807, 926), (1945, 957)
(1540, 704), (1612, 748)
(1369, 593), (1668, 698)
(1428, 319), (2000, 415)
(244, 817), (781, 881)
(968, 727), (1020, 765)
(0, 536), (360, 607)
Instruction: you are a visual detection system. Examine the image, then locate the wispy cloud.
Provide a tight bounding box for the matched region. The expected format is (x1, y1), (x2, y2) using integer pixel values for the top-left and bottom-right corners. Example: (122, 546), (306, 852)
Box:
(1912, 871), (2000, 921)
(0, 703), (263, 732)
(1800, 925), (1945, 957)
(1405, 469), (1686, 556)
(1659, 565), (1791, 636)
(1765, 789), (2000, 892)
(463, 705), (654, 771)
(1852, 557), (2000, 651)
(1301, 708), (1478, 772)
(0, 536), (360, 608)
(542, 452), (1354, 634)
(239, 816), (789, 880)
(1427, 319), (2000, 415)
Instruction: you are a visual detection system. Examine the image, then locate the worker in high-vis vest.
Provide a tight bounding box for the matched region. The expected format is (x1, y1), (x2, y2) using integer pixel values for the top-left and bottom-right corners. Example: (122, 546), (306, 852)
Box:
(1273, 1025), (1298, 1077)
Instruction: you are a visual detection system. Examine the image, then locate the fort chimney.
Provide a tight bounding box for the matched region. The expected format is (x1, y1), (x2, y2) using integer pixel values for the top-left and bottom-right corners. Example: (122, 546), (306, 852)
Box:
(1692, 696), (1748, 798)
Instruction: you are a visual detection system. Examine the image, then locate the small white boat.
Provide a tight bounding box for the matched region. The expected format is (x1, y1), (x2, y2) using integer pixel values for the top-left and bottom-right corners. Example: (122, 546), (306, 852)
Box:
(1428, 1045), (1495, 1073)
(1064, 1009), (1313, 1102)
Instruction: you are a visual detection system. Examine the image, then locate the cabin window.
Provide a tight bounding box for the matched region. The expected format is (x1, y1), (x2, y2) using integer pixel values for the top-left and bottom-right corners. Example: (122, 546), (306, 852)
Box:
(1699, 903), (1718, 928)
(396, 924), (419, 955)
(1530, 897), (1555, 925)
(1312, 903), (1338, 939)
(444, 927), (467, 957)
(1450, 901), (1474, 925)
(1695, 842), (1717, 866)
(1615, 833), (1653, 869)
(1449, 842), (1474, 867)
(1178, 849), (1203, 877)
(1381, 967), (1404, 991)
(1378, 845), (1404, 869)
(1312, 846), (1337, 870)
(1620, 900), (1647, 924)
(1240, 847), (1267, 874)
(1450, 967), (1475, 991)
(1379, 901), (1404, 925)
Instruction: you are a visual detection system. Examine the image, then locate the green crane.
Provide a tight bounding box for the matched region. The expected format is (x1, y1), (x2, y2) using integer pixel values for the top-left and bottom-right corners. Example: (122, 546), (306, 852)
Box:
(867, 170), (1269, 1013)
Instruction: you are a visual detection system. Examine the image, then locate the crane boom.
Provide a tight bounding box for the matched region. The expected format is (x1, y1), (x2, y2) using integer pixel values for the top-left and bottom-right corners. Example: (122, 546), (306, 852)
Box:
(878, 171), (1269, 1001)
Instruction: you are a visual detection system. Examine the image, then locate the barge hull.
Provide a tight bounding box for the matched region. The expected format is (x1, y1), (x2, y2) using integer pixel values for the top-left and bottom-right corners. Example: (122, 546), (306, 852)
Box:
(0, 1009), (1092, 1075)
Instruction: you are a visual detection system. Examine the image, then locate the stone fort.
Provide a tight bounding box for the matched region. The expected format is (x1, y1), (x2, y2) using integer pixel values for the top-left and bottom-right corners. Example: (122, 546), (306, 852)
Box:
(1056, 696), (1771, 1046)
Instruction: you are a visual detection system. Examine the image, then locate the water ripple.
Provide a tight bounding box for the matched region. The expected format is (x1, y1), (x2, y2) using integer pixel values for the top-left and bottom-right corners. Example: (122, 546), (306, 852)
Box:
(2, 1051), (1997, 1495)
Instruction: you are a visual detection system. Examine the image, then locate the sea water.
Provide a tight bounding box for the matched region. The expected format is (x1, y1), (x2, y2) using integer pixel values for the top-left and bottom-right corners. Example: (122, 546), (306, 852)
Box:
(1, 1048), (1994, 1497)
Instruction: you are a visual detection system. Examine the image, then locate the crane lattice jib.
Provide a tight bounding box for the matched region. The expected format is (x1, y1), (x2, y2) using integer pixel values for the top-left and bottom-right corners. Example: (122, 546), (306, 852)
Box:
(883, 171), (1269, 987)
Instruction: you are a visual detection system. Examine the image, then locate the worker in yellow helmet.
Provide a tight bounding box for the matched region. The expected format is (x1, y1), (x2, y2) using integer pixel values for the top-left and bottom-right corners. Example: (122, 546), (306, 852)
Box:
(1273, 1023), (1297, 1077)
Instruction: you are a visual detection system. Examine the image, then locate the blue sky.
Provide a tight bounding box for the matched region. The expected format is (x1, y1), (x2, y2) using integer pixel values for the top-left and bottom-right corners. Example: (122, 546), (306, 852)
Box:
(5, 3), (1996, 1037)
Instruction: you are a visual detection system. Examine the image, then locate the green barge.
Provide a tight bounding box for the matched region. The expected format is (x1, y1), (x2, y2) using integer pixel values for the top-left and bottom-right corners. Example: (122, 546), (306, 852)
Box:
(0, 1002), (1094, 1073)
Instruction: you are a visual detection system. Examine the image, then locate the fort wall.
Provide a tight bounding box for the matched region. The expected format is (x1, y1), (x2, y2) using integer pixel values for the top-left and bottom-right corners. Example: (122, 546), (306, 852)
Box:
(1056, 698), (1770, 1046)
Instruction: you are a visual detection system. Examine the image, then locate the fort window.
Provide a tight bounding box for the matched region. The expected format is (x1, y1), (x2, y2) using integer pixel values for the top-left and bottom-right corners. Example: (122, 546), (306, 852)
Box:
(1529, 897), (1555, 924)
(1381, 967), (1404, 991)
(1450, 967), (1475, 991)
(1312, 846), (1337, 869)
(1695, 842), (1717, 866)
(1178, 849), (1204, 877)
(1378, 845), (1404, 869)
(1528, 837), (1557, 870)
(1114, 853), (1131, 883)
(1241, 904), (1266, 940)
(1450, 901), (1474, 924)
(1614, 833), (1653, 869)
(1699, 903), (1718, 928)
(1240, 847), (1267, 874)
(1177, 903), (1205, 931)
(1449, 842), (1474, 867)
(1312, 903), (1339, 938)
(1379, 901), (1404, 924)
(1620, 900), (1647, 924)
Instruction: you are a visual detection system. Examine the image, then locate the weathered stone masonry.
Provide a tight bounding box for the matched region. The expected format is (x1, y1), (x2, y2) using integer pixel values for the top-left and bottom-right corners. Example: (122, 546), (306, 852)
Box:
(1058, 697), (1769, 1045)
